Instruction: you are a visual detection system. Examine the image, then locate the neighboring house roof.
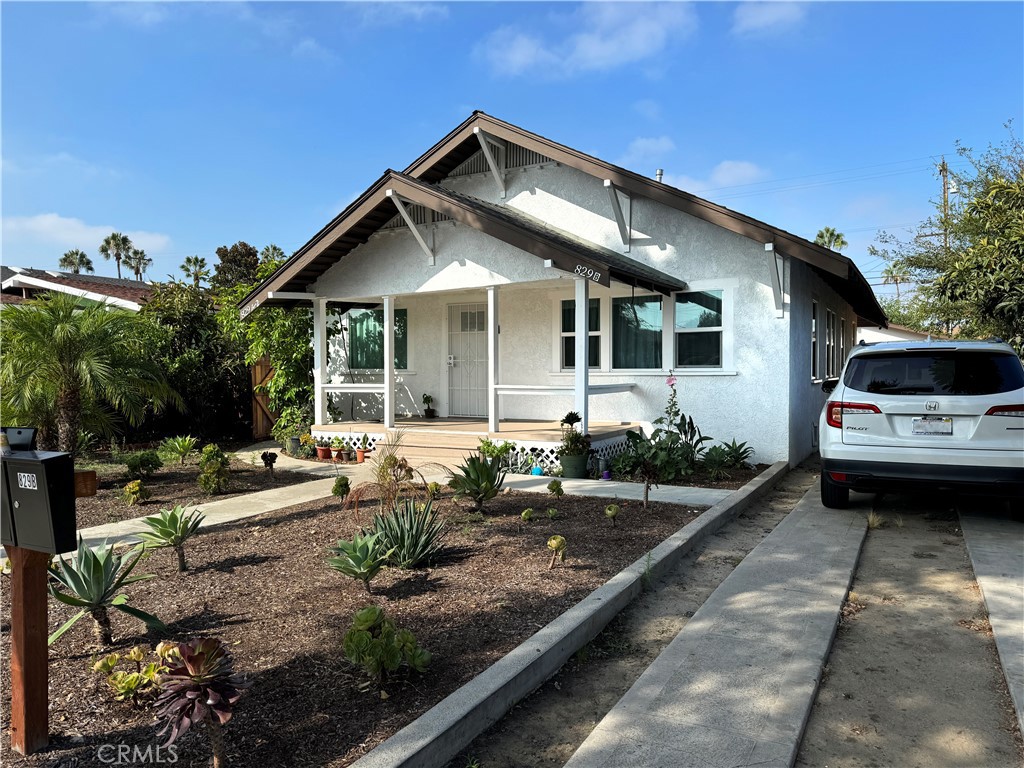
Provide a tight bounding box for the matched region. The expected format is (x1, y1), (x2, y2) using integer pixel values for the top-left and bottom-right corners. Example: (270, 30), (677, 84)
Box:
(0, 292), (30, 305)
(0, 267), (155, 310)
(240, 112), (886, 326)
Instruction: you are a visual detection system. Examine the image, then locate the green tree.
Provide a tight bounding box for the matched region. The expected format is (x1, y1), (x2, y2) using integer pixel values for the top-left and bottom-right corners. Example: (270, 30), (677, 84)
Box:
(212, 241), (260, 290)
(99, 232), (133, 279)
(181, 255), (211, 288)
(0, 293), (181, 453)
(881, 263), (911, 299)
(814, 226), (848, 252)
(59, 249), (95, 274)
(124, 247), (152, 281)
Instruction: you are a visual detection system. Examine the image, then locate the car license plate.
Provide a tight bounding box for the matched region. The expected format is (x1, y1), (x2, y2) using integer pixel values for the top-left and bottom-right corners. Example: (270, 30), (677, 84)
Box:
(913, 416), (953, 435)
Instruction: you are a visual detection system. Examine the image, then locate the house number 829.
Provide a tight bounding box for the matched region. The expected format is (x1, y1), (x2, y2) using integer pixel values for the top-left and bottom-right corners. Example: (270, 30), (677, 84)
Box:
(574, 265), (602, 282)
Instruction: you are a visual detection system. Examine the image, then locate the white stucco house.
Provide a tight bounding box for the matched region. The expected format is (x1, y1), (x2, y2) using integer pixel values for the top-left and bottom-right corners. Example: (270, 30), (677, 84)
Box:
(240, 112), (886, 467)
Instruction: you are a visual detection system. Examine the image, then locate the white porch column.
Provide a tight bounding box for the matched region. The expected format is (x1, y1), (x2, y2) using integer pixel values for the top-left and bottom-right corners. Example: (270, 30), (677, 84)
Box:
(383, 295), (395, 428)
(574, 278), (589, 434)
(312, 298), (328, 425)
(487, 286), (500, 433)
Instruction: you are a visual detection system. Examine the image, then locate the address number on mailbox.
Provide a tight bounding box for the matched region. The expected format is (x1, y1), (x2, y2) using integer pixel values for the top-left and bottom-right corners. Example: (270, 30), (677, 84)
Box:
(17, 472), (38, 490)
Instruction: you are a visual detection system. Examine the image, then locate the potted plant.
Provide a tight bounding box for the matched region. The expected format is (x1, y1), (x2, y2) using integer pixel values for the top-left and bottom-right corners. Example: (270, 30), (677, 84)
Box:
(556, 428), (591, 479)
(422, 393), (437, 419)
(355, 433), (371, 463)
(297, 433), (316, 459)
(560, 411), (582, 434)
(340, 438), (354, 462)
(315, 437), (333, 460)
(331, 436), (346, 460)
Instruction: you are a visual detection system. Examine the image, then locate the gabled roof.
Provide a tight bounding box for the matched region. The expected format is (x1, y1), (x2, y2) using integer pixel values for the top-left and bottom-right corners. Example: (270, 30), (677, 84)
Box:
(1, 267), (155, 310)
(239, 171), (686, 316)
(241, 112), (886, 326)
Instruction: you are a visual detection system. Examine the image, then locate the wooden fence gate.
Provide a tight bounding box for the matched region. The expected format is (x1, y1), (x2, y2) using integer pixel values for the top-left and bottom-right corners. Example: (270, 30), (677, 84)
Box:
(251, 356), (277, 440)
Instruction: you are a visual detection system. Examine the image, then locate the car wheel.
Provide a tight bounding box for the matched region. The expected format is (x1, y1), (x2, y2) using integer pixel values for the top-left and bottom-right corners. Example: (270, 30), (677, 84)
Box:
(820, 472), (850, 509)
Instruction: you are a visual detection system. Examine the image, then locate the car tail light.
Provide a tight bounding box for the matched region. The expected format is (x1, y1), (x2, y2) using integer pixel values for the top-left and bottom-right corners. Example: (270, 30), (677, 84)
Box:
(829, 472), (848, 482)
(985, 404), (1024, 417)
(825, 401), (882, 429)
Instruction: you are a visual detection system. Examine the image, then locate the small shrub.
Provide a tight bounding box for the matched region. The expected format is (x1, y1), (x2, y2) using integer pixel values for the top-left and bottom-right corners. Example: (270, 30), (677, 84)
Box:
(448, 455), (505, 512)
(547, 535), (567, 569)
(139, 505), (205, 572)
(121, 480), (151, 507)
(261, 451), (278, 476)
(371, 499), (447, 569)
(327, 532), (393, 594)
(155, 638), (249, 764)
(160, 435), (199, 466)
(332, 475), (351, 499)
(701, 445), (732, 482)
(720, 439), (754, 469)
(123, 450), (163, 480)
(197, 443), (231, 495)
(343, 606), (431, 690)
(547, 479), (564, 498)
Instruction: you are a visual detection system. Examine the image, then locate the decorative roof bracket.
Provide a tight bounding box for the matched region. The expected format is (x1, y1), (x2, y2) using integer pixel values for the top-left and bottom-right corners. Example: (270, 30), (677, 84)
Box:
(603, 180), (631, 250)
(765, 242), (784, 317)
(386, 189), (435, 265)
(473, 127), (507, 199)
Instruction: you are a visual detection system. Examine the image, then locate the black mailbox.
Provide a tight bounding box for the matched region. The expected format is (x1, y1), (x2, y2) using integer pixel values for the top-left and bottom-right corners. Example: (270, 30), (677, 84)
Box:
(1, 427), (38, 451)
(1, 451), (77, 555)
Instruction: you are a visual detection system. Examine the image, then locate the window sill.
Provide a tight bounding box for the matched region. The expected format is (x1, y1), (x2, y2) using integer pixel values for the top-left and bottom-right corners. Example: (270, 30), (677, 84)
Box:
(551, 370), (738, 377)
(341, 370), (416, 375)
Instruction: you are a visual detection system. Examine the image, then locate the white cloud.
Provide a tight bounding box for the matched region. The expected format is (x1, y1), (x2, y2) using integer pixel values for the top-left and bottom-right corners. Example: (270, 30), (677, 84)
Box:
(632, 99), (663, 122)
(356, 3), (449, 25)
(477, 3), (697, 78)
(3, 152), (120, 180)
(93, 2), (170, 28)
(3, 213), (171, 255)
(616, 136), (676, 170)
(292, 38), (338, 63)
(732, 2), (807, 37)
(663, 160), (769, 193)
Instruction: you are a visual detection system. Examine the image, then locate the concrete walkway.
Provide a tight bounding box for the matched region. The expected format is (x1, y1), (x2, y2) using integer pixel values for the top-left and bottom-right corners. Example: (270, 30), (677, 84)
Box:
(564, 488), (867, 768)
(959, 509), (1024, 736)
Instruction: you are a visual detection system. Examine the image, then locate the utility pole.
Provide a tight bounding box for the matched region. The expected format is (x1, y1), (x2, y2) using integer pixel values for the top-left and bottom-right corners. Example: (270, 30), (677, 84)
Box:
(938, 156), (950, 253)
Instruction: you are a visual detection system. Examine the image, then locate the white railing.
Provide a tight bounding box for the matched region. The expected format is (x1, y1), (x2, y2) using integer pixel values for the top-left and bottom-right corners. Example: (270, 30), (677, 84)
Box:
(494, 383), (635, 396)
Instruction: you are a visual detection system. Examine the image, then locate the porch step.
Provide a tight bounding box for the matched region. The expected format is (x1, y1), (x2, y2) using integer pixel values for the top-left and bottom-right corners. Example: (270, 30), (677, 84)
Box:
(398, 432), (485, 451)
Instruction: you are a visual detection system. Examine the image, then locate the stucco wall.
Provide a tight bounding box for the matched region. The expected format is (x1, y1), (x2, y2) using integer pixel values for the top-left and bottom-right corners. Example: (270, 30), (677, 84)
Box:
(310, 162), (852, 464)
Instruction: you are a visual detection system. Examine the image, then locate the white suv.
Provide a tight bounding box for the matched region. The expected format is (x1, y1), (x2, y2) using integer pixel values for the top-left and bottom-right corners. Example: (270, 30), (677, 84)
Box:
(819, 339), (1024, 508)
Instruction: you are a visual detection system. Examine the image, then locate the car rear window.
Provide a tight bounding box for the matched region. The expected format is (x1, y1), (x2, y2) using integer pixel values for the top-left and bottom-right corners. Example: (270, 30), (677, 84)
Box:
(844, 351), (1024, 396)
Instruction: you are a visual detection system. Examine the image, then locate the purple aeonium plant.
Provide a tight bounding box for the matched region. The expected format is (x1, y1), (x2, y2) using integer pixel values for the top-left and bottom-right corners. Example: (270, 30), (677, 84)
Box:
(156, 638), (250, 767)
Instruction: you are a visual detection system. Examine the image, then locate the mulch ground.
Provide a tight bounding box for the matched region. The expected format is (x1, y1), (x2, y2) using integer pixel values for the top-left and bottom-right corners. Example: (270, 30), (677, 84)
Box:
(73, 455), (316, 530)
(2, 487), (706, 767)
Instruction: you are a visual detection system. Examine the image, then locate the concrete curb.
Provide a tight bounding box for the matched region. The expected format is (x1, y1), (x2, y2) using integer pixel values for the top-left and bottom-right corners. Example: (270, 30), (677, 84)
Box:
(350, 460), (791, 768)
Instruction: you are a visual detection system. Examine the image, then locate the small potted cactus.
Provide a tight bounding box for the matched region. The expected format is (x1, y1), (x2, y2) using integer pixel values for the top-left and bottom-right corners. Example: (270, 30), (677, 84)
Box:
(355, 433), (371, 463)
(315, 437), (332, 460)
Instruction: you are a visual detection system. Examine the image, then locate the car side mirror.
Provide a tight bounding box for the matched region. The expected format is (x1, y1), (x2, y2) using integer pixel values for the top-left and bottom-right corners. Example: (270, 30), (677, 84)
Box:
(821, 378), (839, 395)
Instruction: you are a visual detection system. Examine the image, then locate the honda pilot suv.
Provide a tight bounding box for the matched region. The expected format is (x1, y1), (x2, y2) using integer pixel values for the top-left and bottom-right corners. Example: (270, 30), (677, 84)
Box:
(819, 339), (1024, 508)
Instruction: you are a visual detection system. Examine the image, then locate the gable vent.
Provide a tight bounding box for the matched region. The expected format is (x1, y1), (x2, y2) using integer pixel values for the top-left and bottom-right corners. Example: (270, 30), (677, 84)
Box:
(447, 142), (554, 179)
(381, 204), (452, 231)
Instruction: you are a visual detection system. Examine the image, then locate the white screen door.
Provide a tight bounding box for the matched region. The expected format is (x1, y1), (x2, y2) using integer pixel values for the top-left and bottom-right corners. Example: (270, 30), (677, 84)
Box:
(448, 303), (488, 417)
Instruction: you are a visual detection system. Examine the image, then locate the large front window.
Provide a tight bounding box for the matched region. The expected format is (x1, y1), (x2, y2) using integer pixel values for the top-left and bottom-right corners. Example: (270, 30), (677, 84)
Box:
(561, 298), (601, 369)
(348, 308), (408, 370)
(675, 290), (723, 368)
(612, 295), (662, 369)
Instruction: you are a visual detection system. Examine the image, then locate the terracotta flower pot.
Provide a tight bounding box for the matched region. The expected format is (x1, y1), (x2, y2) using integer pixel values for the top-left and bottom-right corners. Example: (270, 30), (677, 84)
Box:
(355, 449), (367, 463)
(316, 446), (332, 460)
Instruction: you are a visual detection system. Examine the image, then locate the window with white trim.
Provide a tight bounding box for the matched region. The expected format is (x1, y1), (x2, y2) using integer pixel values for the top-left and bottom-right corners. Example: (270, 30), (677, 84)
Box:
(811, 301), (819, 380)
(840, 317), (847, 367)
(612, 295), (662, 369)
(675, 290), (723, 368)
(347, 308), (408, 370)
(826, 309), (838, 377)
(560, 298), (601, 369)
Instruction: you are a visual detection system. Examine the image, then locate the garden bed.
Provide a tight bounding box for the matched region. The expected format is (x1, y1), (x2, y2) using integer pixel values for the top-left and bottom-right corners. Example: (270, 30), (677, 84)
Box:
(73, 455), (316, 530)
(1, 488), (704, 767)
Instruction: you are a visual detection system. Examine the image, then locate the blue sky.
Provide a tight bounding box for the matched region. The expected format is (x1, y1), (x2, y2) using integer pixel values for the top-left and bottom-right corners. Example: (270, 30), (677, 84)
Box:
(3, 1), (1022, 297)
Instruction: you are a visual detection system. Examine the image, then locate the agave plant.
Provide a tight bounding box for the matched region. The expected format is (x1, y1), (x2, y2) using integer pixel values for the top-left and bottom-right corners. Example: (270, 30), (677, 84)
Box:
(371, 499), (447, 569)
(447, 454), (505, 512)
(48, 537), (165, 646)
(327, 532), (394, 594)
(139, 505), (205, 572)
(155, 638), (250, 768)
(160, 435), (199, 465)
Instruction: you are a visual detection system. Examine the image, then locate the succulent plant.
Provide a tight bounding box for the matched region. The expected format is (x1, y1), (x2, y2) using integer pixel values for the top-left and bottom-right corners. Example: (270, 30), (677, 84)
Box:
(327, 532), (393, 594)
(260, 451), (278, 476)
(156, 638), (250, 767)
(547, 535), (567, 569)
(371, 499), (447, 569)
(426, 481), (442, 500)
(92, 652), (120, 675)
(342, 606), (431, 690)
(160, 435), (199, 465)
(605, 503), (620, 527)
(332, 475), (351, 499)
(139, 505), (205, 572)
(546, 507), (558, 519)
(447, 455), (505, 512)
(521, 508), (534, 523)
(121, 479), (151, 506)
(48, 537), (164, 646)
(547, 479), (564, 497)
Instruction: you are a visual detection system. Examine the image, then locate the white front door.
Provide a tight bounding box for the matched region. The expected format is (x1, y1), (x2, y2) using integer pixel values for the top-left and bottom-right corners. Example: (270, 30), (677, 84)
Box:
(448, 303), (488, 417)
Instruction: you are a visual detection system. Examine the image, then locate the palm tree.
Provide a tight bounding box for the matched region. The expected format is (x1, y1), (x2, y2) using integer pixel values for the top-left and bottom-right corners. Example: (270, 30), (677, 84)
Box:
(814, 227), (849, 252)
(0, 293), (181, 453)
(181, 256), (211, 288)
(882, 263), (911, 299)
(58, 249), (95, 274)
(125, 247), (152, 281)
(99, 232), (133, 279)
